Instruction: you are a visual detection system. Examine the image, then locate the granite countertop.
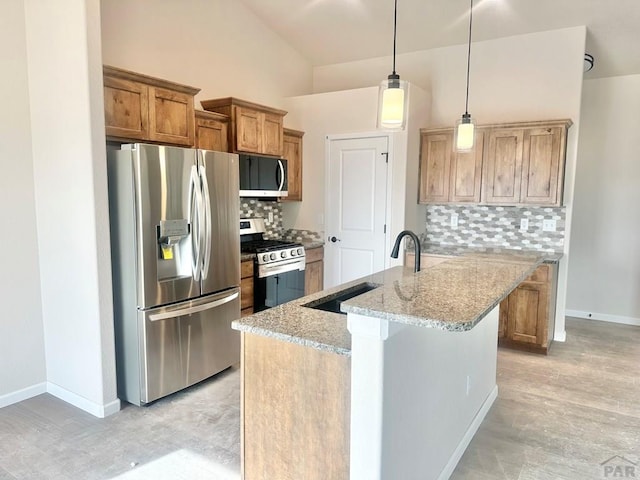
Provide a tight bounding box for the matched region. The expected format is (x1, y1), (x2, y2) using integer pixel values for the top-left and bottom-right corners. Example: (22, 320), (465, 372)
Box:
(232, 251), (543, 356)
(240, 252), (254, 262)
(415, 243), (563, 263)
(302, 241), (324, 250)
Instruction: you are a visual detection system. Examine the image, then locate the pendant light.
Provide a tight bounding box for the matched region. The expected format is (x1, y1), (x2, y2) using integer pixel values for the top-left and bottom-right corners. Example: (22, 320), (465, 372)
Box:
(378, 0), (408, 130)
(455, 0), (475, 151)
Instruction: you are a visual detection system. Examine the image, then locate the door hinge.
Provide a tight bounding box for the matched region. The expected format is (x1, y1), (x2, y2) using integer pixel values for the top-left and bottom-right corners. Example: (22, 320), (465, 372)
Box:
(384, 224), (387, 234)
(382, 152), (389, 163)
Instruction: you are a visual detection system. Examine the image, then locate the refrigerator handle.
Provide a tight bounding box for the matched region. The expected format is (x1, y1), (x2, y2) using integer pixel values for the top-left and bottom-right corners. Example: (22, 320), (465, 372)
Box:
(189, 165), (203, 281)
(148, 291), (239, 322)
(199, 156), (213, 280)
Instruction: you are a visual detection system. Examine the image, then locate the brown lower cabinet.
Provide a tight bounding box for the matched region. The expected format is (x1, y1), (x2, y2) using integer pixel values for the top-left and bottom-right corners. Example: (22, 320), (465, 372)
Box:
(240, 259), (254, 317)
(498, 263), (558, 354)
(304, 246), (324, 295)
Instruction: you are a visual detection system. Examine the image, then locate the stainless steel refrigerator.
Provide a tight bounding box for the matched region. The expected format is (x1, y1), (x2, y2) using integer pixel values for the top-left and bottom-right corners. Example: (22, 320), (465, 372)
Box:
(107, 143), (240, 406)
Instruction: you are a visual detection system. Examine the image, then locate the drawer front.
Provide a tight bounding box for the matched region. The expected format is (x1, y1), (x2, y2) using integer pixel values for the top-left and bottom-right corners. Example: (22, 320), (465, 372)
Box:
(305, 246), (324, 264)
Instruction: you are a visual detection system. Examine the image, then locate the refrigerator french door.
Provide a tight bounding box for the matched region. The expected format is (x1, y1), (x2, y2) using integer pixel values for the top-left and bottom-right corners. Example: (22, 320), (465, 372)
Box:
(108, 143), (240, 406)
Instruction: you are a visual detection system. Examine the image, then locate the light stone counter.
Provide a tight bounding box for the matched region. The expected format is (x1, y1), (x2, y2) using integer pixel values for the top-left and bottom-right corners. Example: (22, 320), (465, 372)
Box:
(232, 251), (543, 356)
(416, 242), (563, 263)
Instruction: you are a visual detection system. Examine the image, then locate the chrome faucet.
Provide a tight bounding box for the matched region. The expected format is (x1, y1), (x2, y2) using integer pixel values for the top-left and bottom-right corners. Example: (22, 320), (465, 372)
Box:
(390, 230), (421, 272)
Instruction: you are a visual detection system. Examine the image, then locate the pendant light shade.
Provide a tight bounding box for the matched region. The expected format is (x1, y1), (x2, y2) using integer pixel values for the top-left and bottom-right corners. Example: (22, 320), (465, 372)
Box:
(378, 74), (408, 129)
(456, 0), (476, 151)
(378, 0), (408, 130)
(455, 113), (475, 152)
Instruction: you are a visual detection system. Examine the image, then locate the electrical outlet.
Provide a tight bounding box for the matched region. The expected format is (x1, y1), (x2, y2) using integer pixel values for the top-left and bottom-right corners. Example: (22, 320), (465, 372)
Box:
(268, 212), (274, 223)
(520, 218), (529, 231)
(451, 213), (459, 228)
(542, 219), (556, 232)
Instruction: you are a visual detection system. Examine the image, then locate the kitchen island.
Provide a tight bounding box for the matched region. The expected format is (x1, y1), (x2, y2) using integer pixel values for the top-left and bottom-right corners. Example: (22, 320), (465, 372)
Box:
(232, 252), (544, 480)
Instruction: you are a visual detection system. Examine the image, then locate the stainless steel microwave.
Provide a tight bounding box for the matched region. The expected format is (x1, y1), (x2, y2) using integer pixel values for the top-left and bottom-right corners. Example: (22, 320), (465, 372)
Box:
(238, 154), (288, 197)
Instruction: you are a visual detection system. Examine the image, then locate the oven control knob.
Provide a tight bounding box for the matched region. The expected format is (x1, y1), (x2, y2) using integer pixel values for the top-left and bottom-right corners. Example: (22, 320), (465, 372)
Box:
(290, 249), (297, 256)
(297, 248), (304, 256)
(270, 252), (277, 261)
(280, 251), (287, 258)
(262, 254), (269, 262)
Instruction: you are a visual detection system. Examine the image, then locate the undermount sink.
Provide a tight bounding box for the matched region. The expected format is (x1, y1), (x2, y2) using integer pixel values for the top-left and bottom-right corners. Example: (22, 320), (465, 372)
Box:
(303, 282), (379, 315)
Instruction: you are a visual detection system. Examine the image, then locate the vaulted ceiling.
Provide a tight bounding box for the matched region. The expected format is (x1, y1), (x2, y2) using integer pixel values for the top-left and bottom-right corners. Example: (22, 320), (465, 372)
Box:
(239, 0), (640, 79)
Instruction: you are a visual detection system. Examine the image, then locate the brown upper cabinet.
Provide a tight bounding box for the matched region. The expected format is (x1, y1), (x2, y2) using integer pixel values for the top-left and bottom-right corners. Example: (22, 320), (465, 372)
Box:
(103, 65), (199, 146)
(419, 119), (572, 206)
(195, 110), (229, 152)
(281, 128), (304, 202)
(200, 97), (287, 156)
(419, 129), (485, 203)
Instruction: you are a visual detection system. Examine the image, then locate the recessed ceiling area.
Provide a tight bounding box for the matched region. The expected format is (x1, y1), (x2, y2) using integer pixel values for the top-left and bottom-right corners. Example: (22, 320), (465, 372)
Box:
(239, 0), (640, 79)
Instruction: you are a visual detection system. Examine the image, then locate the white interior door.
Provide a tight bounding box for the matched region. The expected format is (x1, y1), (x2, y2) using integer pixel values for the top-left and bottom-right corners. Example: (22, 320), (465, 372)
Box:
(326, 135), (389, 288)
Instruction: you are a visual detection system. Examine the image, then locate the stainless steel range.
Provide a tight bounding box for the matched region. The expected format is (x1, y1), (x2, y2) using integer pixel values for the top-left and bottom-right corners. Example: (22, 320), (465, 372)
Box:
(240, 218), (305, 311)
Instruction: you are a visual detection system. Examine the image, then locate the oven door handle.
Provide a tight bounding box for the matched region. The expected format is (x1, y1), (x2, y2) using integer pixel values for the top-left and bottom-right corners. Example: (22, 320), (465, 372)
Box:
(258, 260), (305, 278)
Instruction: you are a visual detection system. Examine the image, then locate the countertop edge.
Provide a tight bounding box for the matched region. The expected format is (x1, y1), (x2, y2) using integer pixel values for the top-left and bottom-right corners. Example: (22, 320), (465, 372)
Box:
(232, 320), (351, 356)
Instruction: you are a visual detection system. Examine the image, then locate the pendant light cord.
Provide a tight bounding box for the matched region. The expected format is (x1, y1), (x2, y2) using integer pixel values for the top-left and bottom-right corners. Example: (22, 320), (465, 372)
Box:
(392, 0), (398, 74)
(464, 0), (473, 115)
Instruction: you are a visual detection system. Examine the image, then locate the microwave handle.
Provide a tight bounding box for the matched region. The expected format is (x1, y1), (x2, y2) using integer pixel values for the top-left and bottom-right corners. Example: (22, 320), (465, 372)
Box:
(277, 159), (285, 191)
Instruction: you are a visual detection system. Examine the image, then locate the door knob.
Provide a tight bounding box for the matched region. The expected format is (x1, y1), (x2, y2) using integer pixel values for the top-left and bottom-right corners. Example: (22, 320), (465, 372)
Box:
(329, 236), (341, 243)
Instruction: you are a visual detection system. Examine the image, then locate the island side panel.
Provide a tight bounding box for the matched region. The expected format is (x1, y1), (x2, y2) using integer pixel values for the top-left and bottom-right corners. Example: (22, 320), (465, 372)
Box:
(241, 332), (351, 480)
(348, 308), (499, 480)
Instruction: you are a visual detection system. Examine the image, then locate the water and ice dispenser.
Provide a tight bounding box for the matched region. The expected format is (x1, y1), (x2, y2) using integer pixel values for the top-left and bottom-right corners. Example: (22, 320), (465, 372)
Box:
(157, 219), (191, 280)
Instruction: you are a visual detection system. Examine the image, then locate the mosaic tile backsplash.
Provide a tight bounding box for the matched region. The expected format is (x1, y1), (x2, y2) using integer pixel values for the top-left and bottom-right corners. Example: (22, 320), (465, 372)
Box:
(239, 199), (284, 238)
(282, 229), (325, 243)
(424, 204), (566, 252)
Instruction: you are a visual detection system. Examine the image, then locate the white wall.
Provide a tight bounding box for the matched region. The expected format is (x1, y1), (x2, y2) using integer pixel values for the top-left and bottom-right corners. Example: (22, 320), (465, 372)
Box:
(313, 27), (586, 340)
(24, 0), (119, 417)
(567, 75), (640, 324)
(0, 0), (47, 405)
(100, 0), (313, 110)
(282, 84), (429, 249)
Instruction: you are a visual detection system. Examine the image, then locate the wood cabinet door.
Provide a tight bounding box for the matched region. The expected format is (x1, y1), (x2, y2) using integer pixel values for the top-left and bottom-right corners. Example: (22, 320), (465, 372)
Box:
(506, 281), (548, 346)
(263, 113), (284, 156)
(235, 107), (262, 153)
(449, 129), (485, 203)
(148, 86), (194, 146)
(482, 128), (524, 204)
(304, 261), (324, 296)
(498, 297), (508, 339)
(419, 132), (452, 203)
(520, 126), (563, 205)
(103, 76), (149, 141)
(240, 260), (254, 316)
(282, 130), (303, 201)
(196, 116), (228, 152)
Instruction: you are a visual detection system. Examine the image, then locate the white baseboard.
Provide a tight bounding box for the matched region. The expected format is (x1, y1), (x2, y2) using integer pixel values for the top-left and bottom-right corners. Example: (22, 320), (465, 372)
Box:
(0, 382), (47, 409)
(566, 310), (640, 327)
(554, 330), (567, 342)
(47, 382), (121, 418)
(438, 385), (499, 480)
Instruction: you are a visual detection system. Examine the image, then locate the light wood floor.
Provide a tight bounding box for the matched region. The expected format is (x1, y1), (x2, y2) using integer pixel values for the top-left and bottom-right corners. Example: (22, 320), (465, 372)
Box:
(0, 318), (638, 479)
(452, 317), (640, 479)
